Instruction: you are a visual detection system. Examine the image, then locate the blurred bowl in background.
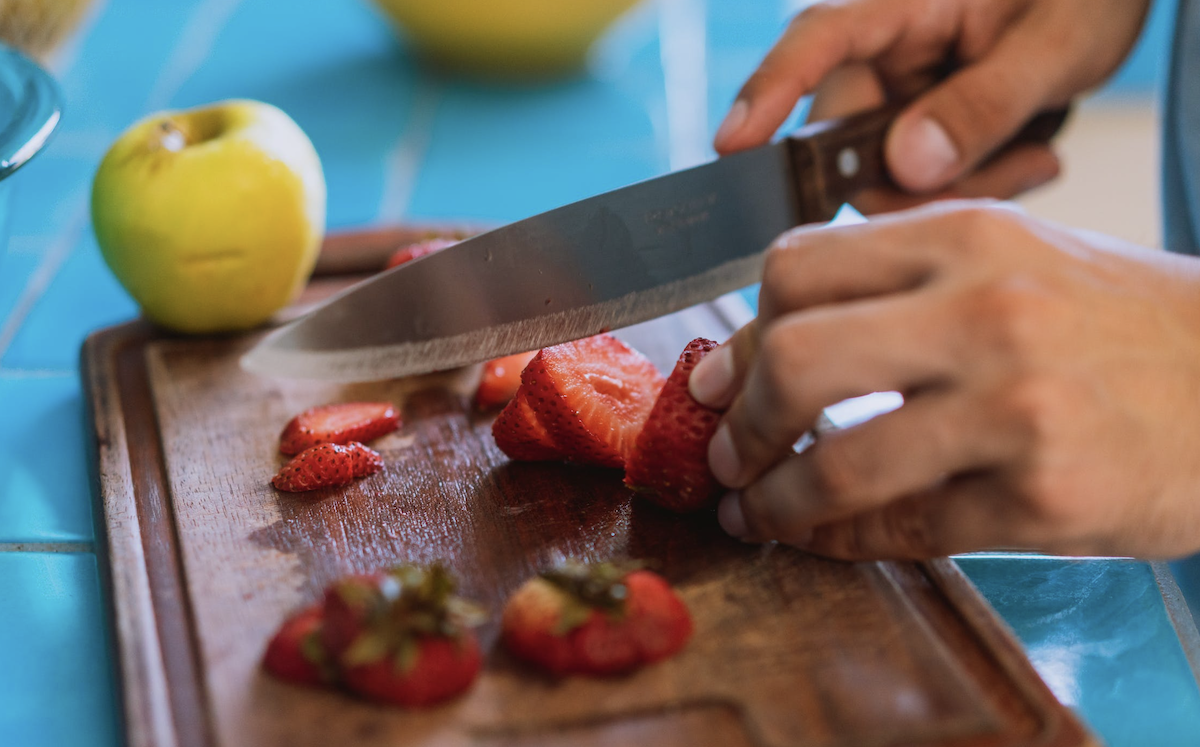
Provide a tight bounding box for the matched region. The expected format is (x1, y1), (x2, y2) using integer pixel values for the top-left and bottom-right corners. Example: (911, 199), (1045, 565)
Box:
(0, 0), (93, 64)
(369, 0), (644, 76)
(0, 43), (62, 259)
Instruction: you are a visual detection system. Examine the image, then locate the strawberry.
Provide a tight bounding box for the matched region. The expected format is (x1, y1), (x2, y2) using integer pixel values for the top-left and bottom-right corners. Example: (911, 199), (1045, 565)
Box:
(262, 605), (332, 688)
(323, 563), (486, 708)
(474, 351), (537, 410)
(624, 338), (723, 512)
(279, 402), (400, 456)
(270, 442), (382, 492)
(491, 389), (562, 461)
(385, 237), (458, 270)
(501, 561), (692, 677)
(517, 334), (665, 469)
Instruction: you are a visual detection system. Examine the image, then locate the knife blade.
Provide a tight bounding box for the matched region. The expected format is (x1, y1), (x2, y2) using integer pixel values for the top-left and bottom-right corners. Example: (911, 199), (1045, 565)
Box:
(242, 105), (1067, 382)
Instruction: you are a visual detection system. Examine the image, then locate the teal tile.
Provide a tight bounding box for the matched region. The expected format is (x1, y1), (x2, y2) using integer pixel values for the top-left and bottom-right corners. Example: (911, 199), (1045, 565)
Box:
(0, 375), (95, 542)
(1, 235), (137, 371)
(162, 0), (423, 229)
(0, 237), (39, 329)
(957, 557), (1200, 747)
(409, 77), (665, 223)
(0, 553), (120, 747)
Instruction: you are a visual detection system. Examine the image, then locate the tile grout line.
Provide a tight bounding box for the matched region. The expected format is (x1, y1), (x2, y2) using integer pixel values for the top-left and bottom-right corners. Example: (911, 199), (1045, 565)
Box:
(0, 205), (89, 362)
(142, 0), (246, 112)
(0, 542), (96, 553)
(376, 78), (442, 224)
(659, 0), (710, 170)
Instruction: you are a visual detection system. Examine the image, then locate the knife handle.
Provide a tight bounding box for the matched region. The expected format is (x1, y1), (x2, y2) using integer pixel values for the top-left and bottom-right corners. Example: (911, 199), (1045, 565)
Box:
(786, 104), (1071, 222)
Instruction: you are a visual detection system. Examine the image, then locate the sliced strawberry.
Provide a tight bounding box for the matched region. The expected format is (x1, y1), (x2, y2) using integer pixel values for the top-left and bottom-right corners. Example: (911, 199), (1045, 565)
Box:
(385, 238), (459, 270)
(342, 634), (482, 708)
(501, 562), (692, 677)
(271, 442), (381, 492)
(624, 338), (723, 512)
(492, 389), (562, 461)
(279, 402), (400, 456)
(474, 351), (537, 411)
(262, 605), (331, 688)
(520, 335), (665, 469)
(323, 563), (486, 708)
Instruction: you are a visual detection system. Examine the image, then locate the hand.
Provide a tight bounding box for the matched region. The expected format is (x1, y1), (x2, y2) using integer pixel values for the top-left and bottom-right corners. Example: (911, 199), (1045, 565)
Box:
(689, 201), (1200, 560)
(714, 0), (1151, 210)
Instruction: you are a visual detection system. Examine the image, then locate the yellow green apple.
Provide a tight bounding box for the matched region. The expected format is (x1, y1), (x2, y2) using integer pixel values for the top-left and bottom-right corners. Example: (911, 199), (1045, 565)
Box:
(91, 99), (326, 334)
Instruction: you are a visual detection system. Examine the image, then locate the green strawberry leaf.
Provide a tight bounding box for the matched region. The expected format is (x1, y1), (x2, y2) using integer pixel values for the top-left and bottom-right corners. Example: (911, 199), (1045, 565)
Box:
(393, 636), (420, 675)
(342, 631), (391, 667)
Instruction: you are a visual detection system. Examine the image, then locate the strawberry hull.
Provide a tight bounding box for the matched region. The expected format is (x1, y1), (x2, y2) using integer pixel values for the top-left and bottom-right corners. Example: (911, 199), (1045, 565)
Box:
(343, 634), (483, 708)
(501, 569), (692, 677)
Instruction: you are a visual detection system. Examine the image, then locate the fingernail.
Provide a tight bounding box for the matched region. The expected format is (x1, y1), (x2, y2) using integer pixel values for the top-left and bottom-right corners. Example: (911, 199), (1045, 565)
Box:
(714, 99), (749, 148)
(718, 492), (750, 540)
(892, 116), (958, 191)
(708, 423), (742, 486)
(689, 344), (734, 406)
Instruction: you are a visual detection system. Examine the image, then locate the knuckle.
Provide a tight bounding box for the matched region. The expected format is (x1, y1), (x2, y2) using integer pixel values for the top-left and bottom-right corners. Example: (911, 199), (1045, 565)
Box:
(757, 323), (811, 410)
(998, 375), (1071, 447)
(806, 440), (866, 509)
(966, 275), (1056, 359)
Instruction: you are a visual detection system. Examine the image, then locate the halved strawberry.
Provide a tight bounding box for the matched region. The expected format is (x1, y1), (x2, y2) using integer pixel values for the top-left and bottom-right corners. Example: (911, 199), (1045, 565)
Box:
(519, 335), (665, 469)
(323, 563), (486, 708)
(492, 389), (562, 461)
(385, 238), (459, 270)
(279, 402), (400, 456)
(271, 442), (382, 492)
(474, 351), (537, 411)
(262, 605), (331, 688)
(501, 561), (692, 677)
(625, 338), (723, 512)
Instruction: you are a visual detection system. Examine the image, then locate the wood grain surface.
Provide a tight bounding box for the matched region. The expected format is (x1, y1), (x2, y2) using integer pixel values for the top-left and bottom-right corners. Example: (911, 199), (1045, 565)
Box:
(82, 227), (1098, 747)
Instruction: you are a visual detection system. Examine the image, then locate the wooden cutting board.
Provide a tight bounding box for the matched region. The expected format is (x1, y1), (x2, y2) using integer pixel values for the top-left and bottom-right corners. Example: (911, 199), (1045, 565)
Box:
(83, 226), (1097, 747)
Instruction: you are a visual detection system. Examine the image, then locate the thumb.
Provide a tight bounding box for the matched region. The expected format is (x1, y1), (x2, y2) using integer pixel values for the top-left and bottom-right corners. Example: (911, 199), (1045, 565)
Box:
(885, 35), (1058, 193)
(689, 319), (761, 410)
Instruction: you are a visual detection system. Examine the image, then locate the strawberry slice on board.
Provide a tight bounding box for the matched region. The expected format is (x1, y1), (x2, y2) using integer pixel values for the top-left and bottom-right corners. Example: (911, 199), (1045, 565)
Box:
(262, 605), (333, 688)
(279, 402), (400, 456)
(492, 389), (563, 462)
(501, 561), (692, 678)
(384, 237), (459, 270)
(625, 338), (724, 512)
(474, 351), (538, 411)
(322, 563), (486, 708)
(270, 442), (382, 492)
(519, 334), (665, 469)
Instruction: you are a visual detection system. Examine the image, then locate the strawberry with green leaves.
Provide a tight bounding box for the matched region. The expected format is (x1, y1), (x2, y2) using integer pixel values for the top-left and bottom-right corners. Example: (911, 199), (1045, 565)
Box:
(279, 402), (400, 456)
(625, 338), (724, 512)
(270, 441), (382, 492)
(323, 563), (486, 708)
(262, 605), (332, 688)
(501, 561), (692, 677)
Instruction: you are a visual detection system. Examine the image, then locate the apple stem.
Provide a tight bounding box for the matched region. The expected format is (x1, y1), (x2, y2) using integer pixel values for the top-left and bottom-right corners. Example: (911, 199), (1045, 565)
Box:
(159, 120), (187, 152)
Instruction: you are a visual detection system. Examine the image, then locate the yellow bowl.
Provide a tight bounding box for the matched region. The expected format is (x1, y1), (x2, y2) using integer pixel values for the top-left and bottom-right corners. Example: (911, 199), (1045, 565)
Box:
(369, 0), (643, 76)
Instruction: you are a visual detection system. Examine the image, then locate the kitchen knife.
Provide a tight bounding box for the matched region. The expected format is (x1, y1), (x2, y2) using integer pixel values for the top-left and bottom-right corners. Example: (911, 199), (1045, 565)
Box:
(242, 104), (1067, 382)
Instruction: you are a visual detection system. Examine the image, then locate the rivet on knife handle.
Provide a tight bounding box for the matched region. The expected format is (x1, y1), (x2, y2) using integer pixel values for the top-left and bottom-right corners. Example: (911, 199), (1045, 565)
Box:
(787, 104), (1072, 223)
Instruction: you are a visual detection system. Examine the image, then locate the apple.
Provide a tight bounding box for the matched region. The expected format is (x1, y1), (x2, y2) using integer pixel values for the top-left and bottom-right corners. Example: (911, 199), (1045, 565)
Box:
(91, 99), (326, 335)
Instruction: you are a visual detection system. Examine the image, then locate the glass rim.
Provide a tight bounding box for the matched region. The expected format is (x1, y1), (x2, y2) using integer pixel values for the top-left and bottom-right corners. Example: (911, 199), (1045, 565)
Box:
(0, 43), (62, 182)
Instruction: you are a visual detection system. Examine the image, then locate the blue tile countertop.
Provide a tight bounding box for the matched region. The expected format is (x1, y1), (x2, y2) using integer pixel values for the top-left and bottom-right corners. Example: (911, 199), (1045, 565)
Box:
(1, 0), (1198, 745)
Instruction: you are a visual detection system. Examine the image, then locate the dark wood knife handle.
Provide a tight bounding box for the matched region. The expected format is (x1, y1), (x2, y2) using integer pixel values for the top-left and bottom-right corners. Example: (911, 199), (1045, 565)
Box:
(787, 104), (1071, 222)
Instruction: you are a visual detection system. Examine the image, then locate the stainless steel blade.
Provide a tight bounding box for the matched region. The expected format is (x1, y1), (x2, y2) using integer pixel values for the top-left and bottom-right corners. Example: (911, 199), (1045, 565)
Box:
(242, 141), (801, 382)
